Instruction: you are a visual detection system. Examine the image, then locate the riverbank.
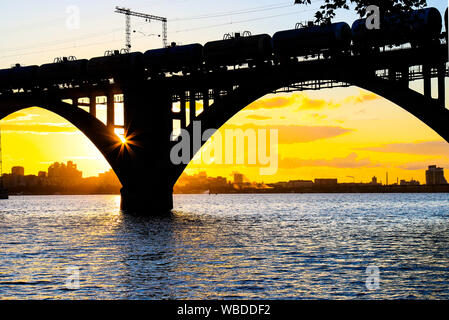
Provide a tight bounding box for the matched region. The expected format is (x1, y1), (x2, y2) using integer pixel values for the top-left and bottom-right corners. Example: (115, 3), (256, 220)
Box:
(174, 184), (449, 194)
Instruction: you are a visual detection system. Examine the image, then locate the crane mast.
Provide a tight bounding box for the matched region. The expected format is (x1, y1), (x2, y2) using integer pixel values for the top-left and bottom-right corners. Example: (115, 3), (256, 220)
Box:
(115, 6), (168, 49)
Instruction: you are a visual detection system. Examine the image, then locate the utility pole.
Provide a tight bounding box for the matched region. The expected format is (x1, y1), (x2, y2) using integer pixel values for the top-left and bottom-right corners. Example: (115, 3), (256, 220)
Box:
(115, 6), (168, 50)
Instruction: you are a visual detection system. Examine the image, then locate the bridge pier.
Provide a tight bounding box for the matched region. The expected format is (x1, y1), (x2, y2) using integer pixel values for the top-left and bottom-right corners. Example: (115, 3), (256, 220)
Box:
(423, 64), (432, 98)
(120, 185), (173, 215)
(118, 81), (175, 216)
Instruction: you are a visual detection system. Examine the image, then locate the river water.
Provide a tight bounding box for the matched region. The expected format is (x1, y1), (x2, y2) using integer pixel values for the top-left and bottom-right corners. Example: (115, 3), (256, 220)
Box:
(0, 193), (448, 299)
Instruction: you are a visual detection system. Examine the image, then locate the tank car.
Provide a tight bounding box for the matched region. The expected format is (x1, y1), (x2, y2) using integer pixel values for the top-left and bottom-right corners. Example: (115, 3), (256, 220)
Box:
(0, 69), (10, 89)
(144, 43), (203, 75)
(352, 7), (442, 53)
(273, 22), (352, 61)
(37, 58), (88, 86)
(408, 7), (442, 44)
(87, 51), (144, 81)
(204, 33), (273, 69)
(0, 64), (39, 91)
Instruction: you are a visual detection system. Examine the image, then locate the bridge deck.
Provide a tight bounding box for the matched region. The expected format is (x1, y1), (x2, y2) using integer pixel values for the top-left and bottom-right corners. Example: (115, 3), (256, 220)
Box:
(0, 44), (447, 101)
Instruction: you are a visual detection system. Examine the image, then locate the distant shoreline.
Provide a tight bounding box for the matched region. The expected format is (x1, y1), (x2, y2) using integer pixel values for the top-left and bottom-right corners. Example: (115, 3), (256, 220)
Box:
(174, 184), (449, 194)
(6, 193), (120, 196)
(4, 184), (449, 196)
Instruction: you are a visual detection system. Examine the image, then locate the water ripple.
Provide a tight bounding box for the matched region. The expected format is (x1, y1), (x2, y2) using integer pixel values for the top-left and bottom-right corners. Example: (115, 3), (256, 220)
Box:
(0, 194), (448, 299)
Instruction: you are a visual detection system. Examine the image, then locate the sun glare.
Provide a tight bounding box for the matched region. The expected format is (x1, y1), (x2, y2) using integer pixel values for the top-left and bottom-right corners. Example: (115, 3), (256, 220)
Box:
(114, 128), (127, 144)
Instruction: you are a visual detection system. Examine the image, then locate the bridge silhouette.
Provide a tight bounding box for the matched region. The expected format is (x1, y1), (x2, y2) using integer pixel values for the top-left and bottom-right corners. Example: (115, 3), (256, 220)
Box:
(0, 13), (448, 214)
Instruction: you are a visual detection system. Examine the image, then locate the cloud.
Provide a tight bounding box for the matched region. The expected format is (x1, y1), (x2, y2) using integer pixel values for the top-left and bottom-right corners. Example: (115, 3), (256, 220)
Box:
(0, 123), (78, 134)
(2, 112), (39, 122)
(296, 96), (341, 111)
(277, 125), (352, 144)
(246, 96), (293, 110)
(397, 162), (449, 171)
(280, 153), (381, 169)
(2, 112), (28, 121)
(308, 113), (328, 120)
(245, 114), (272, 120)
(361, 141), (449, 156)
(344, 91), (380, 104)
(245, 94), (340, 111)
(243, 90), (381, 112)
(223, 124), (353, 144)
(63, 156), (99, 160)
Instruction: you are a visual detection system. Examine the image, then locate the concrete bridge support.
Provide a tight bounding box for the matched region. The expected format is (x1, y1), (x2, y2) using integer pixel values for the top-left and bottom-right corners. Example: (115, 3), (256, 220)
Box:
(119, 81), (175, 214)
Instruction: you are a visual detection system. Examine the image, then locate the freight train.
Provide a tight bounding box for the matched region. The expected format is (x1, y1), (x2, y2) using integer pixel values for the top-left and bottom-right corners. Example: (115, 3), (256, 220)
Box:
(0, 7), (447, 91)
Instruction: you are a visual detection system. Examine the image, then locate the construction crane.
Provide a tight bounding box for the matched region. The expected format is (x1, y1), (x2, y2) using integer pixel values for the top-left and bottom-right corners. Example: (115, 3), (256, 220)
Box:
(115, 6), (168, 50)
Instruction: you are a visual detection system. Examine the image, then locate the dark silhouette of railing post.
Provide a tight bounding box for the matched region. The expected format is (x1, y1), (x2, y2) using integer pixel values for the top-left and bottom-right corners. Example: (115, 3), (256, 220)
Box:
(423, 64), (432, 98)
(437, 63), (446, 106)
(119, 80), (175, 214)
(106, 91), (115, 128)
(89, 94), (96, 117)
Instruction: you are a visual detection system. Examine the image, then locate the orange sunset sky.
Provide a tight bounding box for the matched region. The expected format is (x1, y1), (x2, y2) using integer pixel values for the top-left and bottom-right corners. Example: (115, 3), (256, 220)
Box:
(1, 83), (449, 185)
(0, 1), (448, 185)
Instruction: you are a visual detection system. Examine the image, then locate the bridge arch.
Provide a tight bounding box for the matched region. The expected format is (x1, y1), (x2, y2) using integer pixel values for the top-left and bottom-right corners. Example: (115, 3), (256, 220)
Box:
(174, 72), (449, 183)
(0, 97), (126, 185)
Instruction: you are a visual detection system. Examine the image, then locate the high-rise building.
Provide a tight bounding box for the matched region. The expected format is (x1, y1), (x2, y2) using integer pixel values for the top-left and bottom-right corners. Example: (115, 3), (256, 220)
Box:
(48, 161), (82, 185)
(400, 179), (420, 186)
(211, 176), (227, 187)
(11, 166), (24, 176)
(287, 180), (314, 187)
(98, 169), (120, 186)
(426, 165), (447, 185)
(314, 179), (338, 186)
(234, 173), (244, 185)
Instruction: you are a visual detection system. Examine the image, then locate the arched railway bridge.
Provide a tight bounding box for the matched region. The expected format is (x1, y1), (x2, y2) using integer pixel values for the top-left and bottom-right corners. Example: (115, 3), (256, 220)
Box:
(0, 11), (448, 214)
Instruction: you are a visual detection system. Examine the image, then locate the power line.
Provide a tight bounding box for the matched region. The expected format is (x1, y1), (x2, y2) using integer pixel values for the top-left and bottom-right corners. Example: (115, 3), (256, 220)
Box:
(1, 4), (280, 53)
(0, 8), (315, 61)
(0, 31), (158, 61)
(0, 1), (324, 60)
(172, 6), (321, 34)
(1, 1), (322, 54)
(172, 0), (324, 21)
(0, 27), (124, 55)
(0, 38), (124, 60)
(0, 17), (63, 33)
(172, 3), (294, 21)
